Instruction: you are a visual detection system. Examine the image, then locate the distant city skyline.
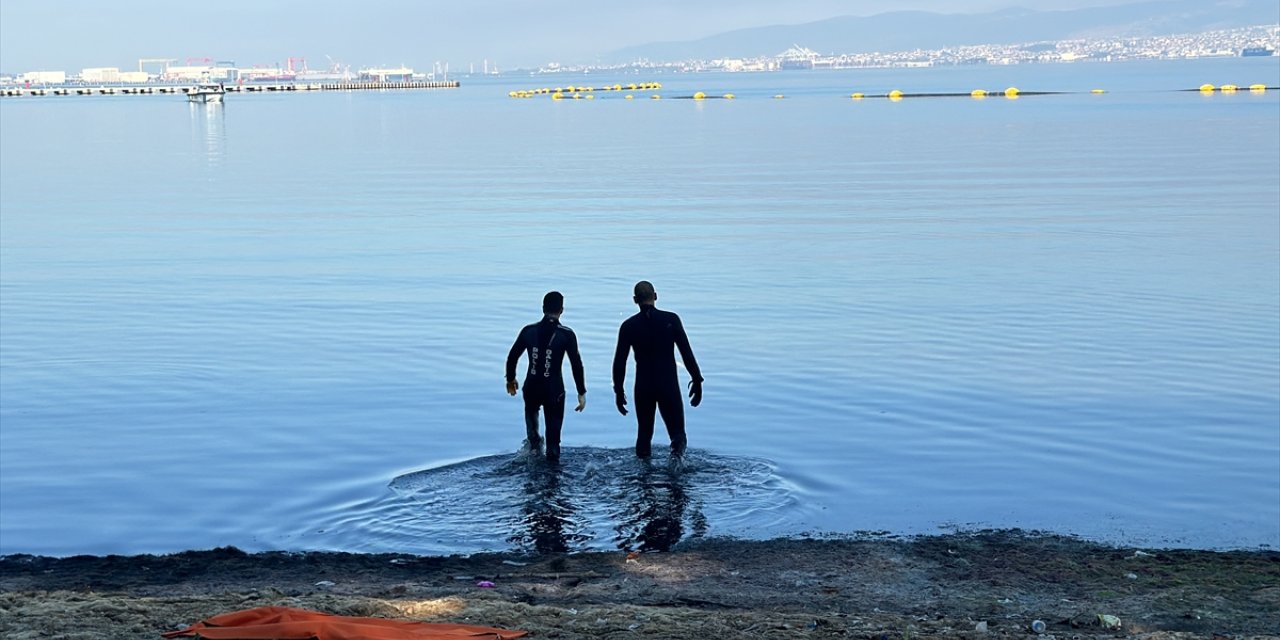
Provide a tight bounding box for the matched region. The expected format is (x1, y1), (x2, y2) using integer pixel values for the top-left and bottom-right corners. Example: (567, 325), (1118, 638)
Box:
(1, 0), (1160, 73)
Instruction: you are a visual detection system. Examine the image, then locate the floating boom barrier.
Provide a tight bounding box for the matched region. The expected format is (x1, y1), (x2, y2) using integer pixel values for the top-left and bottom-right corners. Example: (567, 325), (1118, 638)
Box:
(508, 82), (662, 99)
(1189, 83), (1273, 93)
(510, 83), (1275, 101)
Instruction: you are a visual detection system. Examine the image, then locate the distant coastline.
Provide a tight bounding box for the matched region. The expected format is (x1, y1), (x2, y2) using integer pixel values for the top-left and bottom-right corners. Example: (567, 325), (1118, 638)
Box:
(2, 24), (1275, 88)
(538, 24), (1278, 75)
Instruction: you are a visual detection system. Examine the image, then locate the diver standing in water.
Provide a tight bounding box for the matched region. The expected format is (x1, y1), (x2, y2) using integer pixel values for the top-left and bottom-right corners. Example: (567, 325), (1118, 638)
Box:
(612, 281), (703, 460)
(506, 291), (586, 464)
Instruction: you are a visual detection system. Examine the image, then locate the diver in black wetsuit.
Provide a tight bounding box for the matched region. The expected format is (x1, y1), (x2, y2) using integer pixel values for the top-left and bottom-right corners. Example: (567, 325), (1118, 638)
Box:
(506, 291), (586, 464)
(612, 281), (703, 459)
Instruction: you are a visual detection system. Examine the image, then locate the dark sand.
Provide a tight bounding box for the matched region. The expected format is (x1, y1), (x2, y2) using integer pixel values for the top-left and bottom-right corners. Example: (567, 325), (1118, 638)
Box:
(1, 531), (1277, 639)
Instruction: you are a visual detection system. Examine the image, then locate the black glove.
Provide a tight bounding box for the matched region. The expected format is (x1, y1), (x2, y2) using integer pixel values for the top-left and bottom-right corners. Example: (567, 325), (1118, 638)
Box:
(615, 390), (629, 416)
(688, 380), (702, 408)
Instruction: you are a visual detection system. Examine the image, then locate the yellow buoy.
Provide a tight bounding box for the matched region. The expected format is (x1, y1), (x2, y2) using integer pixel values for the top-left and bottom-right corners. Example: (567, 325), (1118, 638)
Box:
(625, 94), (634, 100)
(970, 89), (987, 98)
(1091, 88), (1106, 94)
(1199, 83), (1215, 92)
(1250, 84), (1267, 92)
(586, 94), (594, 100)
(851, 92), (864, 99)
(773, 94), (785, 99)
(1221, 84), (1238, 92)
(1004, 87), (1019, 98)
(888, 89), (903, 99)
(613, 84), (622, 91)
(651, 94), (661, 100)
(629, 83), (637, 90)
(508, 91), (518, 98)
(693, 91), (706, 100)
(654, 83), (662, 89)
(551, 92), (563, 100)
(723, 93), (735, 100)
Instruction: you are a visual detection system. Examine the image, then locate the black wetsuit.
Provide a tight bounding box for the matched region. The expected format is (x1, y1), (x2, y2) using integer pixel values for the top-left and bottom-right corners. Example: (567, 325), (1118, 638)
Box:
(612, 304), (703, 458)
(506, 317), (586, 460)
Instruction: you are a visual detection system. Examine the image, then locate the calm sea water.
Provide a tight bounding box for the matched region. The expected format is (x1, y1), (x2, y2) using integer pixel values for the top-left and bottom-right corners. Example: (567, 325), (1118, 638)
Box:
(2, 59), (1278, 556)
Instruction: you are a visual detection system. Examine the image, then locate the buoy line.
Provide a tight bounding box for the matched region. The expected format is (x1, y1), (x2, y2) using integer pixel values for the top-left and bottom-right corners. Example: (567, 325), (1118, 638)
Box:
(504, 83), (1276, 101)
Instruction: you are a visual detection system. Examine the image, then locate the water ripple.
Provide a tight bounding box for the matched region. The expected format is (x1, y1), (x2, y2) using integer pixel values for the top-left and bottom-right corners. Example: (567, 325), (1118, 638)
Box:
(292, 447), (802, 555)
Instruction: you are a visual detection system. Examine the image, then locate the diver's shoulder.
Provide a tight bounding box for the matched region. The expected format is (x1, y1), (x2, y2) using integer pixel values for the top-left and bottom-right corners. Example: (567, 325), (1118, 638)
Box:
(655, 308), (683, 323)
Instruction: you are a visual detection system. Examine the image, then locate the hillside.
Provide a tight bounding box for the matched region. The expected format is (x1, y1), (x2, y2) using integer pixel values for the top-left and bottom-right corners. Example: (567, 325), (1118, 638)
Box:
(603, 0), (1279, 63)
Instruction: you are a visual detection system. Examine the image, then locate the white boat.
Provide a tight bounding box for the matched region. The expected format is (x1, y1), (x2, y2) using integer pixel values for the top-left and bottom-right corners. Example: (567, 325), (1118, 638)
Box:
(187, 83), (226, 104)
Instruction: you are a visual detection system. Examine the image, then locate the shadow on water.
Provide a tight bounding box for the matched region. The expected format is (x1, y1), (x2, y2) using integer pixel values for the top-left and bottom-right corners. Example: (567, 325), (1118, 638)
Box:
(313, 447), (797, 555)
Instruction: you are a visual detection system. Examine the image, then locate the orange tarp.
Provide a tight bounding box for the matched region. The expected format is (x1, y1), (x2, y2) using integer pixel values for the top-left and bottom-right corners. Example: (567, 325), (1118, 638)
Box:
(161, 606), (528, 640)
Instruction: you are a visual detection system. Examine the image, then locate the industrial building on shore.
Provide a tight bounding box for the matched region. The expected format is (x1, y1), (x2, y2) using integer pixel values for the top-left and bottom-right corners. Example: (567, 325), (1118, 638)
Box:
(2, 58), (430, 87)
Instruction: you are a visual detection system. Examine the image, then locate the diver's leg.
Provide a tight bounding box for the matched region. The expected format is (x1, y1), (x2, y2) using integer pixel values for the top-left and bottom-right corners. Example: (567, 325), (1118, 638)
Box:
(634, 386), (657, 458)
(656, 383), (687, 456)
(523, 392), (543, 450)
(544, 392), (566, 463)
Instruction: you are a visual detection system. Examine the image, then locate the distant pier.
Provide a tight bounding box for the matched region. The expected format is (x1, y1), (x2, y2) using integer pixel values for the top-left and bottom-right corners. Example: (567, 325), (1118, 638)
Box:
(0, 80), (460, 98)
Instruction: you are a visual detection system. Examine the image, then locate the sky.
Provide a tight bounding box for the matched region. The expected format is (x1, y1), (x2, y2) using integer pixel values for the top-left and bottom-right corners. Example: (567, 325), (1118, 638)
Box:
(0, 0), (1152, 73)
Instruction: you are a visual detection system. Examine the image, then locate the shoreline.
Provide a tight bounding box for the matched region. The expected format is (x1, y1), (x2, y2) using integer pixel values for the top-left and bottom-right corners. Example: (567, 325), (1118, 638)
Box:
(2, 530), (1277, 639)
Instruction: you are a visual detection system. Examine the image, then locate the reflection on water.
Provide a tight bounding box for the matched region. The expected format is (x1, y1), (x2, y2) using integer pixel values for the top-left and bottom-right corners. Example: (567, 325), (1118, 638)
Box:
(303, 447), (797, 555)
(190, 102), (224, 167)
(502, 452), (710, 554)
(611, 460), (707, 552)
(505, 458), (589, 554)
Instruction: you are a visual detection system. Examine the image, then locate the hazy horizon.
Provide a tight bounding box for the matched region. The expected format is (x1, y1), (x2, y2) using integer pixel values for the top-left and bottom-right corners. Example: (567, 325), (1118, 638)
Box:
(1, 0), (1160, 73)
